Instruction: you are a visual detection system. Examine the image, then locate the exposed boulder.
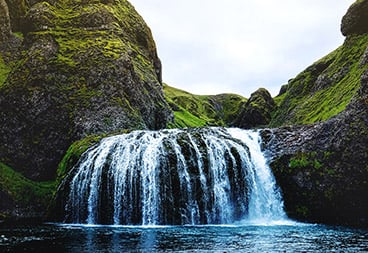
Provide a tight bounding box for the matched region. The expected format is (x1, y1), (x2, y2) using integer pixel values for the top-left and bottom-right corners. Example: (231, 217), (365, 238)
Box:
(341, 0), (368, 36)
(0, 0), (173, 180)
(232, 88), (276, 129)
(0, 0), (11, 42)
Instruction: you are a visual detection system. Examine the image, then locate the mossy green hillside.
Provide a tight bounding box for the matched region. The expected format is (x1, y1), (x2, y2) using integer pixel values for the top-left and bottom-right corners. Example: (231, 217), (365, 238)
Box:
(22, 0), (160, 81)
(163, 84), (247, 128)
(56, 134), (105, 184)
(0, 162), (56, 218)
(0, 0), (172, 180)
(271, 33), (368, 126)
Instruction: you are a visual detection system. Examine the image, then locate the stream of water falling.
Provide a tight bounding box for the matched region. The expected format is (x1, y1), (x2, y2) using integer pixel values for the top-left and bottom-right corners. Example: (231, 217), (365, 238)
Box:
(2, 128), (368, 252)
(63, 127), (288, 225)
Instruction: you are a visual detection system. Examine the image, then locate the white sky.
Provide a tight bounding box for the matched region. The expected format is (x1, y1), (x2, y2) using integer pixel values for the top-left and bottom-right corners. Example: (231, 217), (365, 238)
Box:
(129, 0), (355, 97)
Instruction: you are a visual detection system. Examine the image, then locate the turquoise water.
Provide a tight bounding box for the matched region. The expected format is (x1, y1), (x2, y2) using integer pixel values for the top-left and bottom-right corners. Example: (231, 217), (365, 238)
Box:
(1, 223), (367, 252)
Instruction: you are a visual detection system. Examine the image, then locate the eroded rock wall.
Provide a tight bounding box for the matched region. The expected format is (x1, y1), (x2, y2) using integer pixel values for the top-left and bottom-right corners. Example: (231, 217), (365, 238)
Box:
(0, 0), (173, 180)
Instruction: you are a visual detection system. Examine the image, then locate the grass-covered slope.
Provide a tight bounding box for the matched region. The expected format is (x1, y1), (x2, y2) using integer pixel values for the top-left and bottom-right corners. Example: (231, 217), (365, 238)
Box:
(163, 84), (247, 128)
(0, 162), (56, 219)
(271, 33), (368, 126)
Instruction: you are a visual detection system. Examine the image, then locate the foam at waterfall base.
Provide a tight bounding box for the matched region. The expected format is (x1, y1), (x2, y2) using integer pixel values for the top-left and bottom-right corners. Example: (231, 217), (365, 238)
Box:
(61, 127), (289, 226)
(237, 217), (301, 226)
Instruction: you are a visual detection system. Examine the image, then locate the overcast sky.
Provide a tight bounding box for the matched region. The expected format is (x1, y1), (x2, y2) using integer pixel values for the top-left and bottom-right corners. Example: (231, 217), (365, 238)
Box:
(129, 0), (354, 97)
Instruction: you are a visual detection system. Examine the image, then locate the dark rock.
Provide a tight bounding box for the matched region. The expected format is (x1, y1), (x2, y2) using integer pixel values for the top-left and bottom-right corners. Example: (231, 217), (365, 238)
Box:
(4, 0), (27, 32)
(277, 84), (288, 96)
(0, 0), (173, 180)
(233, 88), (276, 129)
(262, 70), (368, 227)
(341, 0), (368, 36)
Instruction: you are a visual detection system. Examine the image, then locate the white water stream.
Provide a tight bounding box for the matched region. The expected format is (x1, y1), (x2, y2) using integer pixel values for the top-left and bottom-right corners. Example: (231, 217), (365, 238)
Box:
(64, 127), (288, 225)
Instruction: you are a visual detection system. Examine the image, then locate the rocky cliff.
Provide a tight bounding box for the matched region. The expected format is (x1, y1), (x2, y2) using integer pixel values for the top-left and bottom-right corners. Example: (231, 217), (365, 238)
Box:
(262, 0), (368, 227)
(271, 0), (368, 127)
(1, 0), (368, 227)
(263, 71), (368, 227)
(232, 88), (276, 129)
(0, 0), (173, 219)
(0, 0), (172, 181)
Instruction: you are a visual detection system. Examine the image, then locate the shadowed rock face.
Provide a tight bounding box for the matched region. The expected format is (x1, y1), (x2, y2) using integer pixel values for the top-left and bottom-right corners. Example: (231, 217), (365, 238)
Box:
(259, 0), (368, 227)
(261, 65), (368, 228)
(0, 0), (11, 42)
(341, 0), (368, 36)
(0, 0), (173, 180)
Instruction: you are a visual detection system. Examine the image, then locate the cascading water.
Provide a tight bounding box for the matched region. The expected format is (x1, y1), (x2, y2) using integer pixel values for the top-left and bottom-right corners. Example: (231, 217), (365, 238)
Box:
(62, 127), (287, 225)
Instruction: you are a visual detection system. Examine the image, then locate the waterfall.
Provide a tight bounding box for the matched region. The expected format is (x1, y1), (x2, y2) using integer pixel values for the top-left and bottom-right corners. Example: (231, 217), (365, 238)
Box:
(62, 127), (287, 225)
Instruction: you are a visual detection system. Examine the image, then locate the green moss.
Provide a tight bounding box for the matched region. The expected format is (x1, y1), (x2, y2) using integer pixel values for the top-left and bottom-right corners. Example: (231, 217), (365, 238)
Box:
(0, 55), (11, 87)
(13, 32), (24, 39)
(289, 152), (323, 170)
(271, 33), (368, 126)
(56, 134), (104, 183)
(164, 84), (247, 128)
(171, 110), (208, 128)
(25, 0), (157, 81)
(0, 162), (56, 206)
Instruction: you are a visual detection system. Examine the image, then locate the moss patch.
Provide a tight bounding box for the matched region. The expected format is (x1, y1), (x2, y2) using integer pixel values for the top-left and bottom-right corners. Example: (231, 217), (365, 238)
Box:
(164, 84), (247, 128)
(0, 162), (56, 209)
(56, 134), (105, 183)
(271, 34), (368, 126)
(289, 152), (323, 170)
(0, 55), (11, 87)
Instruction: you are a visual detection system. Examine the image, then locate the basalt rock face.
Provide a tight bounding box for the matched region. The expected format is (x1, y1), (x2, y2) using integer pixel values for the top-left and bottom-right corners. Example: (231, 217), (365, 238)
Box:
(0, 0), (172, 180)
(262, 53), (368, 228)
(341, 0), (368, 36)
(3, 0), (27, 32)
(263, 71), (368, 227)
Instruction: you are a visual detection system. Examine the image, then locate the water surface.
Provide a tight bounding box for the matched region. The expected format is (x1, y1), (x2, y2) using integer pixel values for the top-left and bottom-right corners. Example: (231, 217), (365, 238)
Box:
(1, 222), (367, 252)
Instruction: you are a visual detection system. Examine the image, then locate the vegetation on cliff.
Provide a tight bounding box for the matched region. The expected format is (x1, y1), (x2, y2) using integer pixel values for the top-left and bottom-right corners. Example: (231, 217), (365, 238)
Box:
(271, 33), (368, 126)
(264, 65), (368, 227)
(0, 0), (172, 181)
(163, 84), (247, 128)
(164, 84), (276, 129)
(1, 0), (368, 228)
(0, 162), (56, 219)
(0, 0), (173, 219)
(0, 55), (10, 85)
(233, 88), (276, 128)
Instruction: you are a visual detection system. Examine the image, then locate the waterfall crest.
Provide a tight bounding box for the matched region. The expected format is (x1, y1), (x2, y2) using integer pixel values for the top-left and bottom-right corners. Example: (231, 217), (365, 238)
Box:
(63, 127), (287, 225)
